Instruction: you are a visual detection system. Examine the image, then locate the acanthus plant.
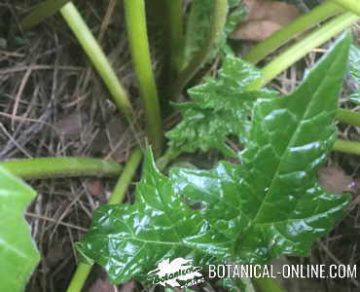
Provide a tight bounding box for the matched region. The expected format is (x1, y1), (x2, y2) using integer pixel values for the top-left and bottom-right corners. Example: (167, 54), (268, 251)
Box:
(2, 0), (360, 291)
(78, 35), (351, 286)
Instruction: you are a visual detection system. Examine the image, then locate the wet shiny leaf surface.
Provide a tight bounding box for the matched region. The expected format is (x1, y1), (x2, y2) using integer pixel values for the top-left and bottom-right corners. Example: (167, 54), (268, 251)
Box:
(167, 56), (277, 157)
(78, 36), (351, 284)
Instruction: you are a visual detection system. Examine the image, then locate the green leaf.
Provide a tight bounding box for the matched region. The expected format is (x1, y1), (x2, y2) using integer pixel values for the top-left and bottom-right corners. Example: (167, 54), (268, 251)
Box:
(78, 36), (351, 284)
(348, 44), (360, 104)
(183, 0), (214, 66)
(183, 0), (245, 66)
(166, 56), (277, 157)
(77, 150), (227, 284)
(0, 166), (39, 291)
(171, 35), (351, 262)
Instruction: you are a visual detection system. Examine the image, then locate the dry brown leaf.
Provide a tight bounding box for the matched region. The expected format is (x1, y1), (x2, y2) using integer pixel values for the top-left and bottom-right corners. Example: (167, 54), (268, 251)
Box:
(89, 279), (115, 292)
(86, 180), (105, 198)
(231, 0), (300, 41)
(54, 111), (84, 138)
(318, 166), (354, 194)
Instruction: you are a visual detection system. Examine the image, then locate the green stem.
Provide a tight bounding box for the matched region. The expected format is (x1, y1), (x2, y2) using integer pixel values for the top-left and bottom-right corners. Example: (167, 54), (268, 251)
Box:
(21, 0), (70, 30)
(0, 157), (121, 180)
(109, 148), (143, 204)
(156, 148), (180, 172)
(172, 0), (228, 96)
(336, 108), (360, 127)
(66, 149), (143, 292)
(244, 1), (342, 64)
(333, 139), (360, 155)
(123, 0), (163, 153)
(253, 12), (359, 88)
(60, 2), (133, 119)
(246, 11), (360, 128)
(66, 263), (92, 292)
(331, 0), (360, 15)
(164, 0), (184, 76)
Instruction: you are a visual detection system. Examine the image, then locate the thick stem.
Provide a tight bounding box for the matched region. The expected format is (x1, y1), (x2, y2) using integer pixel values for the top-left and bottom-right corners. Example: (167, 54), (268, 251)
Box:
(164, 0), (184, 76)
(60, 3), (133, 119)
(172, 0), (228, 96)
(156, 148), (180, 172)
(66, 263), (92, 292)
(21, 0), (70, 30)
(244, 1), (342, 64)
(336, 108), (360, 127)
(123, 0), (163, 154)
(0, 157), (121, 180)
(66, 149), (143, 292)
(331, 0), (360, 16)
(333, 139), (360, 156)
(253, 12), (359, 88)
(109, 148), (143, 204)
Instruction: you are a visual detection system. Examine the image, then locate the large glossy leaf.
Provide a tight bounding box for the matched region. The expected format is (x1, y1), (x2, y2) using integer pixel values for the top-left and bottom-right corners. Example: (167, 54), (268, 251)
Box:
(0, 166), (39, 291)
(172, 35), (351, 262)
(77, 151), (227, 283)
(78, 36), (351, 284)
(166, 57), (277, 157)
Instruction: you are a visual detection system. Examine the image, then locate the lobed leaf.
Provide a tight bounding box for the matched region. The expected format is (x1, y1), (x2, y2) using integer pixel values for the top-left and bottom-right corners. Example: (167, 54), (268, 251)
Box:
(166, 57), (277, 157)
(78, 36), (351, 284)
(172, 35), (351, 262)
(77, 150), (228, 283)
(0, 166), (40, 291)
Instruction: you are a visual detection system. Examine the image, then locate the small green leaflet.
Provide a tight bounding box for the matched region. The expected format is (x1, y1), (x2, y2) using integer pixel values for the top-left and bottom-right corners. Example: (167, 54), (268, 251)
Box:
(348, 44), (360, 104)
(183, 0), (245, 67)
(0, 166), (40, 291)
(78, 35), (351, 284)
(166, 57), (277, 157)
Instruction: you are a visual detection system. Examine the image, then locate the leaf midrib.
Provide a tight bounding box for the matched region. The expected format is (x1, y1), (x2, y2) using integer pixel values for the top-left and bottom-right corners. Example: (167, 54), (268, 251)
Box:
(251, 58), (338, 225)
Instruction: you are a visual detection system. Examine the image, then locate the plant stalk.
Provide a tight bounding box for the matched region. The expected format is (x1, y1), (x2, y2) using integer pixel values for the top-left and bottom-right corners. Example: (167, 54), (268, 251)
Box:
(336, 108), (360, 127)
(123, 0), (163, 153)
(21, 0), (70, 30)
(244, 1), (342, 64)
(60, 2), (133, 119)
(66, 263), (92, 292)
(253, 12), (359, 88)
(164, 0), (184, 76)
(246, 11), (360, 128)
(0, 157), (122, 180)
(66, 149), (143, 292)
(109, 148), (143, 204)
(333, 139), (360, 156)
(331, 0), (360, 16)
(172, 0), (228, 96)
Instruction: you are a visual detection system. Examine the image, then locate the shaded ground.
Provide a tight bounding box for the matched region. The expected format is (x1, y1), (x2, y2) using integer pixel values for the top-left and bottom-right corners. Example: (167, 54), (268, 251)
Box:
(0, 1), (359, 291)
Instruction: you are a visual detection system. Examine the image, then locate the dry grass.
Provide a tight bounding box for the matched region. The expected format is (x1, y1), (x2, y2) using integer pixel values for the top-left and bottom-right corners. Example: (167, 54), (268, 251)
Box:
(1, 1), (144, 291)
